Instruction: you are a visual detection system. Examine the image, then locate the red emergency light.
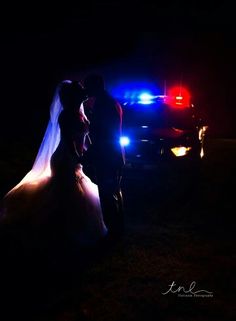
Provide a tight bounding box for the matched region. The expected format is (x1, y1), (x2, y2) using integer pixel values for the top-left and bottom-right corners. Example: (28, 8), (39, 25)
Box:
(166, 86), (191, 108)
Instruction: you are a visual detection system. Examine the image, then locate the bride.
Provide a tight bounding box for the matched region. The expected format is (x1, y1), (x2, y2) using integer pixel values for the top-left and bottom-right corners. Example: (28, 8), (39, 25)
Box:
(0, 80), (107, 246)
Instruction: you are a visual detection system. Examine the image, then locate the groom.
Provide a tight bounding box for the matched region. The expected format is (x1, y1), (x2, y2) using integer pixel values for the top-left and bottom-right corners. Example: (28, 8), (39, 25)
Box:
(82, 74), (125, 241)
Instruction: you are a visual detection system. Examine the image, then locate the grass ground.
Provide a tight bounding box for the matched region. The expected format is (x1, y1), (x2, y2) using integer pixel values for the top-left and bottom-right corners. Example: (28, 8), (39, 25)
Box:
(0, 138), (235, 321)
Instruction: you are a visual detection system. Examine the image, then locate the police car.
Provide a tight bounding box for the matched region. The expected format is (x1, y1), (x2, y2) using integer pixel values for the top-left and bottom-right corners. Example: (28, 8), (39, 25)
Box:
(117, 84), (208, 170)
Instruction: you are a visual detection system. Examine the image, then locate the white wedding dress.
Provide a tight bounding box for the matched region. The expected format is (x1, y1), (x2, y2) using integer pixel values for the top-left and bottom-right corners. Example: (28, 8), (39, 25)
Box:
(0, 82), (107, 246)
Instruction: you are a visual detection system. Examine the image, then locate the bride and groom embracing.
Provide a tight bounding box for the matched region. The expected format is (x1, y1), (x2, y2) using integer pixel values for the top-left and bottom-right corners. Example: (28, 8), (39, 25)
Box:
(0, 74), (125, 247)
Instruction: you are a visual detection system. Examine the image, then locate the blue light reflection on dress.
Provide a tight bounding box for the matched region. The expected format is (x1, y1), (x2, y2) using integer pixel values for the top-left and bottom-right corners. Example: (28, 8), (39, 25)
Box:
(6, 84), (63, 194)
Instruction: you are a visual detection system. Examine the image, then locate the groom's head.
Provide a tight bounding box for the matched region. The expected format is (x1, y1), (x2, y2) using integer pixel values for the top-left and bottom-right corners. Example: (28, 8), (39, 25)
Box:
(83, 74), (105, 97)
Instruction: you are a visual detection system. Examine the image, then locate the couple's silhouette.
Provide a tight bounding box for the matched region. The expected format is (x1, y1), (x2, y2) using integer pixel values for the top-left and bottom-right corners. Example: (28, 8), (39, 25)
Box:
(0, 74), (125, 247)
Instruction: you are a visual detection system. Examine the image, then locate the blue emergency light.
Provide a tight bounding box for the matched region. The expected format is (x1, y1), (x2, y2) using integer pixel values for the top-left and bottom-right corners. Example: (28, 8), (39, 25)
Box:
(119, 136), (130, 147)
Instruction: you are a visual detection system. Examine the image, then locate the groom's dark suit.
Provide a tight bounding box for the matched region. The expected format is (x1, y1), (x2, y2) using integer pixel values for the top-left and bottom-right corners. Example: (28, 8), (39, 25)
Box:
(84, 90), (125, 238)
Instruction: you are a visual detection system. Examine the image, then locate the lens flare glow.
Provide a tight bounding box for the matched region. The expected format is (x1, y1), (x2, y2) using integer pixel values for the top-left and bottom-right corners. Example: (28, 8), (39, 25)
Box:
(138, 93), (155, 105)
(120, 136), (130, 147)
(167, 87), (191, 108)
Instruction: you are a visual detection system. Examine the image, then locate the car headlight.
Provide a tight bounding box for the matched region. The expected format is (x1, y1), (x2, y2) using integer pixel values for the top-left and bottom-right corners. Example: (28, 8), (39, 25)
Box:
(171, 146), (192, 157)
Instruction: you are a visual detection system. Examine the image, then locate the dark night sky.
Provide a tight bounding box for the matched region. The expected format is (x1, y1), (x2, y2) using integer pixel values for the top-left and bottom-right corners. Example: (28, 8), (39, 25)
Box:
(0, 2), (235, 148)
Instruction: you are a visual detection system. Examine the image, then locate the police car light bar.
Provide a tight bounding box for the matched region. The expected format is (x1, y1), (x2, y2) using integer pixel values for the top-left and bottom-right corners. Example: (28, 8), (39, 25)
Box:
(111, 82), (191, 107)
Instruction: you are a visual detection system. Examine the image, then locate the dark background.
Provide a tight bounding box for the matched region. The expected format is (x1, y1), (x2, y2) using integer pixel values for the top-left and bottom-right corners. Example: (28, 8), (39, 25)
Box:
(0, 4), (235, 320)
(0, 2), (235, 148)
